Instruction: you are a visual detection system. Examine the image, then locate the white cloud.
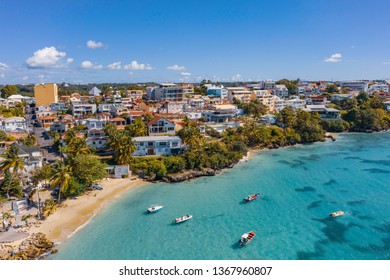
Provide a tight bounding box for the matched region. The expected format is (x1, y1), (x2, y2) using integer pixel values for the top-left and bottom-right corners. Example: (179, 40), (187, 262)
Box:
(181, 72), (191, 76)
(80, 60), (104, 69)
(107, 61), (122, 70)
(167, 64), (185, 71)
(325, 53), (342, 63)
(231, 73), (242, 81)
(26, 46), (72, 68)
(87, 40), (104, 49)
(0, 73), (4, 79)
(123, 60), (153, 70)
(21, 76), (29, 81)
(0, 62), (8, 69)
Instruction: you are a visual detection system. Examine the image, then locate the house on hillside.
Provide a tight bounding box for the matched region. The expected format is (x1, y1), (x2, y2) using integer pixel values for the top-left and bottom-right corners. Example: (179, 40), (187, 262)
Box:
(147, 116), (176, 136)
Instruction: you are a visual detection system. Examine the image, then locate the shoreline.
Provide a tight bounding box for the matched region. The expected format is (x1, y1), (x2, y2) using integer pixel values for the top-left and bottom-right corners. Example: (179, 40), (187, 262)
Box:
(29, 178), (150, 244)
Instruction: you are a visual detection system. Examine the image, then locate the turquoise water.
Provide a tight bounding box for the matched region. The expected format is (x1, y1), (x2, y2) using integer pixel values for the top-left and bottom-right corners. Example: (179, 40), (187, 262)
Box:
(51, 132), (390, 260)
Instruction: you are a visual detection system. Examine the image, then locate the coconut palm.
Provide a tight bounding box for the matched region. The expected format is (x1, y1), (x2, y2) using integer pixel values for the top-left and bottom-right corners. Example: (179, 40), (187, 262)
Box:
(42, 199), (57, 218)
(0, 145), (26, 198)
(66, 137), (90, 158)
(113, 133), (136, 165)
(50, 161), (72, 204)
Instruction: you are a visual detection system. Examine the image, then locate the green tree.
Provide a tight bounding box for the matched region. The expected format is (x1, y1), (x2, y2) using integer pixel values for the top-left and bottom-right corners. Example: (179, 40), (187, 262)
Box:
(125, 117), (147, 137)
(50, 161), (72, 203)
(0, 146), (26, 198)
(0, 130), (8, 141)
(163, 156), (186, 173)
(72, 155), (107, 187)
(1, 85), (18, 98)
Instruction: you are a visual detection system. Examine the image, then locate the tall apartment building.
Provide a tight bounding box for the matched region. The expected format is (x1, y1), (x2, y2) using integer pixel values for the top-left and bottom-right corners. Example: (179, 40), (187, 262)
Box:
(146, 83), (184, 102)
(34, 83), (58, 106)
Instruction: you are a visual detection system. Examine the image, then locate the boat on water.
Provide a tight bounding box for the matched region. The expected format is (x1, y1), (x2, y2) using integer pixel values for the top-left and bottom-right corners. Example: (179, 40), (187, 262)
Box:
(239, 231), (256, 247)
(243, 193), (260, 202)
(173, 215), (192, 224)
(329, 210), (344, 217)
(147, 205), (164, 213)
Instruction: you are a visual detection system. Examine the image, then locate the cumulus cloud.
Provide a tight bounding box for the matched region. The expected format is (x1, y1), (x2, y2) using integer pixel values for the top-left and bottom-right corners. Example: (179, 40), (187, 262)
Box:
(325, 53), (342, 63)
(87, 40), (104, 49)
(80, 60), (104, 69)
(107, 61), (122, 70)
(124, 60), (153, 70)
(181, 72), (191, 76)
(167, 64), (185, 70)
(0, 62), (8, 69)
(231, 73), (242, 81)
(26, 46), (73, 68)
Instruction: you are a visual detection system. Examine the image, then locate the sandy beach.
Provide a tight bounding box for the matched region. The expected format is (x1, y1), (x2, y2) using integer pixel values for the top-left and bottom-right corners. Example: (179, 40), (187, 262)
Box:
(30, 178), (149, 243)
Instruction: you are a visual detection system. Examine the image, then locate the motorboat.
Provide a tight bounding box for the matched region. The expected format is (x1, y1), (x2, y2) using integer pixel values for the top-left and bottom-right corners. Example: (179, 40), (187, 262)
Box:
(173, 215), (192, 224)
(329, 210), (344, 217)
(147, 205), (164, 213)
(243, 193), (260, 202)
(239, 231), (256, 247)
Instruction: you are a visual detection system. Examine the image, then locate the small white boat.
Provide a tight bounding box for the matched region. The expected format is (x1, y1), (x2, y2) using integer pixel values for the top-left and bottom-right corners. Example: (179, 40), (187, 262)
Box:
(147, 205), (164, 213)
(173, 215), (192, 224)
(239, 231), (256, 247)
(329, 210), (344, 217)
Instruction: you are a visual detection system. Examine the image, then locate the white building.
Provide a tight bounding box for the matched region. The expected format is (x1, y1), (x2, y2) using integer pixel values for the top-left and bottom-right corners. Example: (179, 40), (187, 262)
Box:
(147, 116), (176, 136)
(285, 98), (306, 110)
(274, 85), (289, 98)
(86, 130), (108, 151)
(89, 87), (102, 96)
(132, 136), (185, 156)
(0, 117), (27, 132)
(206, 85), (228, 100)
(146, 83), (184, 102)
(368, 83), (389, 94)
(273, 96), (286, 112)
(72, 103), (97, 117)
(338, 81), (369, 92)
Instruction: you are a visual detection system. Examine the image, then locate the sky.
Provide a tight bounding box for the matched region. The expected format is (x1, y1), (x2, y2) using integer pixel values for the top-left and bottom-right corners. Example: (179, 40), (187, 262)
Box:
(0, 0), (390, 84)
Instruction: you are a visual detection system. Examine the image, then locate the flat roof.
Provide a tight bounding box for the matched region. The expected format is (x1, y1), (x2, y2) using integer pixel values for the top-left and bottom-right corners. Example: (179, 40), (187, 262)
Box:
(132, 136), (181, 142)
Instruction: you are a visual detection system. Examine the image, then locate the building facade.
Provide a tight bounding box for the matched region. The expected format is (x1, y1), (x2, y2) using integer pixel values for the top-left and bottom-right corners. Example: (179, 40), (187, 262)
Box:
(34, 83), (59, 106)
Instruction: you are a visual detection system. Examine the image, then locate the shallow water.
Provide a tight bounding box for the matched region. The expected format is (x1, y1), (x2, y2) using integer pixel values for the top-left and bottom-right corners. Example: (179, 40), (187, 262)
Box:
(51, 132), (390, 260)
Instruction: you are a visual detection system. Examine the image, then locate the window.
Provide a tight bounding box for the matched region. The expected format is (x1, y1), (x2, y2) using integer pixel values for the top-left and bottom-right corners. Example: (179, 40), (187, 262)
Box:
(159, 142), (167, 147)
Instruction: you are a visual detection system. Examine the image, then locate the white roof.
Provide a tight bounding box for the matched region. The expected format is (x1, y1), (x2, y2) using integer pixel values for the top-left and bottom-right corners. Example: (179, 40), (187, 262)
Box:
(7, 94), (28, 100)
(133, 136), (181, 142)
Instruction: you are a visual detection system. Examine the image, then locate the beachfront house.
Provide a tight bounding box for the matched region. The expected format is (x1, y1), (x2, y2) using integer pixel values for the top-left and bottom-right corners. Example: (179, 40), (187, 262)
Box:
(303, 105), (340, 119)
(132, 136), (185, 156)
(0, 116), (28, 132)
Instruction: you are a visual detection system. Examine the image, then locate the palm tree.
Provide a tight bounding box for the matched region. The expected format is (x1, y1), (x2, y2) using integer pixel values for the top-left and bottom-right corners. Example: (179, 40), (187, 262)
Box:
(67, 137), (90, 158)
(0, 145), (26, 198)
(42, 199), (57, 218)
(50, 161), (72, 204)
(113, 134), (136, 165)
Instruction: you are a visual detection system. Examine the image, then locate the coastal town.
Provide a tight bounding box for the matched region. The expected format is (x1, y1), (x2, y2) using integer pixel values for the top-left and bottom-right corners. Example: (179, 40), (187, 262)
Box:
(1, 78), (390, 259)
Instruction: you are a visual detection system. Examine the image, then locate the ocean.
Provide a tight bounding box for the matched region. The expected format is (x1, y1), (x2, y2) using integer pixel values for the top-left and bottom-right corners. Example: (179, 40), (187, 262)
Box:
(51, 132), (390, 260)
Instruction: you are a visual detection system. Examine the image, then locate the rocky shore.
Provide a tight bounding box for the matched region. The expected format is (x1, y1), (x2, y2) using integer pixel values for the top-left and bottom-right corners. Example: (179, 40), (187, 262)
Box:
(165, 168), (217, 182)
(0, 232), (55, 260)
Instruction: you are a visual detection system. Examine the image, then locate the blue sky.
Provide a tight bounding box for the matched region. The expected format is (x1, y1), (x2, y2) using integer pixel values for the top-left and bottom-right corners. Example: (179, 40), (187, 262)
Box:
(0, 0), (389, 84)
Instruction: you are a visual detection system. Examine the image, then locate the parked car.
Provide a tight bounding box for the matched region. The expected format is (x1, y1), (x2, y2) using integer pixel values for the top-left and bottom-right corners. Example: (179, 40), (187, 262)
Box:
(91, 184), (103, 191)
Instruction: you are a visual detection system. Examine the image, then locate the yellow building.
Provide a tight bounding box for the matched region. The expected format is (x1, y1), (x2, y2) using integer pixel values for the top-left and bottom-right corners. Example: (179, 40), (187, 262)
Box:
(34, 83), (58, 106)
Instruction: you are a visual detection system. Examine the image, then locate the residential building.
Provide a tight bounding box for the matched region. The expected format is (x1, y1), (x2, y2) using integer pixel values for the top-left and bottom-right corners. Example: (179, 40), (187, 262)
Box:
(109, 117), (126, 129)
(285, 98), (306, 110)
(9, 142), (43, 173)
(86, 130), (108, 151)
(72, 103), (97, 117)
(259, 114), (277, 125)
(180, 84), (195, 96)
(338, 81), (369, 93)
(368, 83), (389, 94)
(207, 85), (228, 100)
(158, 101), (187, 114)
(0, 117), (28, 132)
(227, 88), (255, 103)
(132, 136), (185, 156)
(303, 105), (340, 119)
(38, 115), (57, 128)
(274, 84), (289, 98)
(51, 102), (69, 111)
(263, 80), (276, 90)
(98, 103), (112, 114)
(125, 90), (144, 100)
(202, 104), (240, 123)
(188, 97), (205, 108)
(305, 95), (327, 105)
(253, 90), (275, 111)
(273, 96), (286, 112)
(146, 83), (184, 102)
(78, 118), (107, 130)
(147, 116), (176, 136)
(34, 83), (58, 106)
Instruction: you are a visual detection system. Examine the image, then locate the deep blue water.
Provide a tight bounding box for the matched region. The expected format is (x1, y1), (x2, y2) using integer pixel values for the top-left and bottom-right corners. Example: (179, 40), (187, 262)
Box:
(51, 132), (390, 260)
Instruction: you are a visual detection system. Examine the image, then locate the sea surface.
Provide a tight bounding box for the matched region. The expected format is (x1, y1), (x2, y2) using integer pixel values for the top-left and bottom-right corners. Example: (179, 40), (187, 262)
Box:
(51, 132), (390, 260)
